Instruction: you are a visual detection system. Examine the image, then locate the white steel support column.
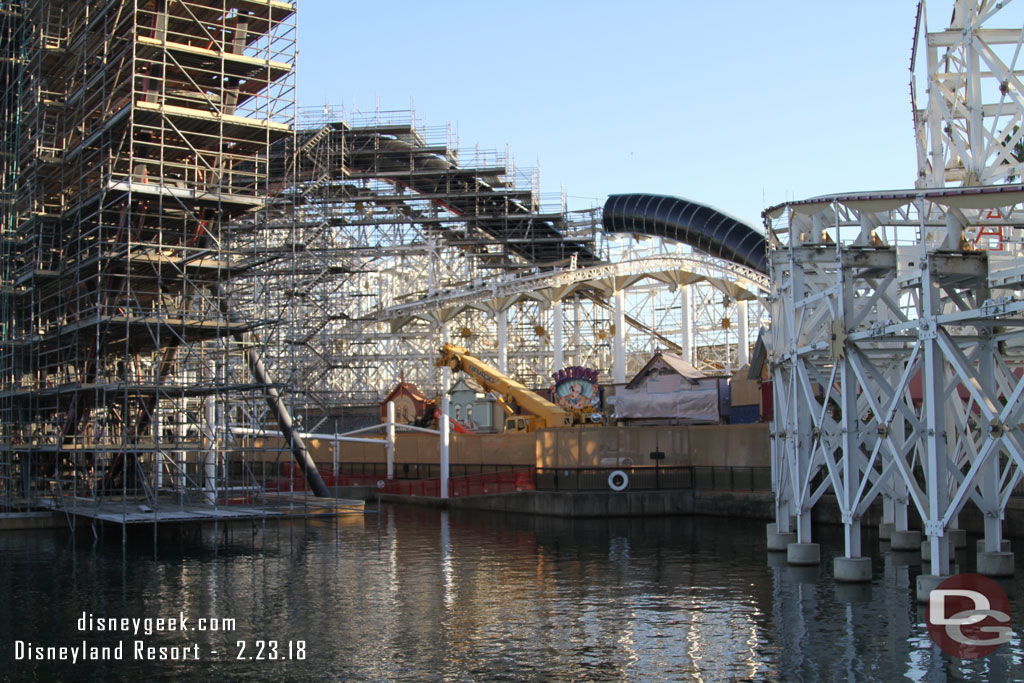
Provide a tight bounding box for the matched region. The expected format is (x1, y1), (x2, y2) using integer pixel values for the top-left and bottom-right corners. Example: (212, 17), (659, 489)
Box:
(497, 309), (508, 375)
(440, 396), (450, 499)
(890, 417), (910, 534)
(552, 299), (564, 370)
(965, 2), (985, 183)
(840, 355), (862, 558)
(572, 297), (581, 365)
(790, 251), (814, 545)
(794, 375), (814, 544)
(921, 269), (951, 577)
(680, 285), (692, 365)
(613, 288), (626, 385)
(737, 299), (749, 367)
(386, 400), (396, 481)
(926, 36), (944, 186)
(771, 362), (793, 534)
(440, 324), (451, 393)
(770, 247), (796, 536)
(979, 335), (1003, 552)
(837, 251), (862, 560)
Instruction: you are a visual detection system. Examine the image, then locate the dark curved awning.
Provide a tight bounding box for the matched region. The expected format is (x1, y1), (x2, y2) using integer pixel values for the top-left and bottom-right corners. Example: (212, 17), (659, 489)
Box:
(603, 194), (767, 274)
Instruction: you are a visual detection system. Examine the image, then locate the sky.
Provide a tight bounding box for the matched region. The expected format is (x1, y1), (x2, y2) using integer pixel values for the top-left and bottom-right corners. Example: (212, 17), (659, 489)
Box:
(294, 2), (949, 229)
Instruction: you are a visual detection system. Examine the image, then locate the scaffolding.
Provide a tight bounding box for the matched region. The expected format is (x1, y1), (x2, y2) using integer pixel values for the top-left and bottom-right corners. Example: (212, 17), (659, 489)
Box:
(0, 0), (305, 517)
(0, 1), (768, 521)
(234, 107), (765, 426)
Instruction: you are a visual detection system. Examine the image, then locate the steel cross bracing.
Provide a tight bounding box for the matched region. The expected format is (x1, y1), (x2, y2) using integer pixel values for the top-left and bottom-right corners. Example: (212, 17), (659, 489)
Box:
(767, 188), (1024, 577)
(768, 2), (1024, 580)
(240, 236), (767, 413)
(914, 0), (1024, 187)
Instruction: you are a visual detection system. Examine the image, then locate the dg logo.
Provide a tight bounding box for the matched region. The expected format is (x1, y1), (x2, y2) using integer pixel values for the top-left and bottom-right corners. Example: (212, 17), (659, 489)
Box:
(926, 573), (1013, 659)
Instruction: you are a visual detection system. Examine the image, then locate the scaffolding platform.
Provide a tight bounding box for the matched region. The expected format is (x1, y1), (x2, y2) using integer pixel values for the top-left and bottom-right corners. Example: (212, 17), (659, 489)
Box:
(37, 494), (364, 526)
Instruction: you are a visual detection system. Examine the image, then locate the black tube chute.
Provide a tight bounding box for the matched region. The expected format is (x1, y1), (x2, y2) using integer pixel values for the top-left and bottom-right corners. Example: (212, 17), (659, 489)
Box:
(603, 194), (767, 274)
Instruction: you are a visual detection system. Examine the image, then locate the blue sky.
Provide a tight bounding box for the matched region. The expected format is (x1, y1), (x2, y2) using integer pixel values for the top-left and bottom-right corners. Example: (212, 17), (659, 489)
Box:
(295, 2), (934, 228)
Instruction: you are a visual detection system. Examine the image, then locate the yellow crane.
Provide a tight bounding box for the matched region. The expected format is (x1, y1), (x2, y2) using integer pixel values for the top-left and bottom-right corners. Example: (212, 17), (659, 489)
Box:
(436, 343), (572, 432)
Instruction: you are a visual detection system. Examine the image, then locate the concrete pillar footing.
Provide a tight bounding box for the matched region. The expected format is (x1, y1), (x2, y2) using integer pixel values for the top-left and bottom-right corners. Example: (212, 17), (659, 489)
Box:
(977, 551), (1015, 577)
(766, 524), (797, 552)
(787, 542), (820, 566)
(834, 556), (872, 583)
(975, 539), (1011, 553)
(878, 522), (893, 541)
(947, 528), (967, 549)
(890, 529), (921, 551)
(916, 574), (950, 604)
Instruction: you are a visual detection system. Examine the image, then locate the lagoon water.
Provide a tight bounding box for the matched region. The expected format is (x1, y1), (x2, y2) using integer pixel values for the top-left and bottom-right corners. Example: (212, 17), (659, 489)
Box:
(1, 507), (1023, 681)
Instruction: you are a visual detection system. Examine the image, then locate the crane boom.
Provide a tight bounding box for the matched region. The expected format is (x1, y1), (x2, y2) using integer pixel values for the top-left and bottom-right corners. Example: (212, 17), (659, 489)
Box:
(437, 343), (571, 431)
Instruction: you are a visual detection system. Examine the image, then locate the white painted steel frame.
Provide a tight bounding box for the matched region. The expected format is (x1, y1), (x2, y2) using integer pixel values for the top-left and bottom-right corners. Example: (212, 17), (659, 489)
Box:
(771, 1), (1024, 577)
(768, 193), (1024, 577)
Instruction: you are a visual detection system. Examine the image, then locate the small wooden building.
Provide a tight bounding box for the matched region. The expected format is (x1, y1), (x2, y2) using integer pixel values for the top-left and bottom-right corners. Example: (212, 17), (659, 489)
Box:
(447, 377), (504, 433)
(380, 381), (435, 425)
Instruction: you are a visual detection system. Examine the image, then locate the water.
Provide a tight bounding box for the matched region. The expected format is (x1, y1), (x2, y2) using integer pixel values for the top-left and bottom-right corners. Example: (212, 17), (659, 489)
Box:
(1, 508), (1023, 682)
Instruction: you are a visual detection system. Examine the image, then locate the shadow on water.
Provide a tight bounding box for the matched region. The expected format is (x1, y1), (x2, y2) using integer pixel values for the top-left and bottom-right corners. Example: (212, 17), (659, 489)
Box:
(1, 507), (1023, 681)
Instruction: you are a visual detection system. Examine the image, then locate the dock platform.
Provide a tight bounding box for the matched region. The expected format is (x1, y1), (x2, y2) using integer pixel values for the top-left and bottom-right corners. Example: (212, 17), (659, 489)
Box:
(29, 492), (366, 526)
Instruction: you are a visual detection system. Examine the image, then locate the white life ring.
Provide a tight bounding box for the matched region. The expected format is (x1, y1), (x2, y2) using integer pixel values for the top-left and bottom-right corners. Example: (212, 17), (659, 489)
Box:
(608, 470), (629, 492)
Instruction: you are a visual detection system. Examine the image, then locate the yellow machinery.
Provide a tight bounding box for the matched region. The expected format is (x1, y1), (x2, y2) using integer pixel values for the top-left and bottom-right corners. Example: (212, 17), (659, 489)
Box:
(437, 343), (572, 432)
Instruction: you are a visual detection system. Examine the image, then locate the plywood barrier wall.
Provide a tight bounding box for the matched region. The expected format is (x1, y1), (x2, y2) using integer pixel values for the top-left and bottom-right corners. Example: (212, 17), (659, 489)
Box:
(522, 423), (767, 469)
(686, 423), (769, 467)
(235, 423), (769, 470)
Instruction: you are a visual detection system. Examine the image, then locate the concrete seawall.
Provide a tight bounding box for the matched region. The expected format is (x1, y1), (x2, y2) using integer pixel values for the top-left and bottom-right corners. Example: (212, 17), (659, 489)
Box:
(381, 489), (775, 519)
(379, 489), (1024, 538)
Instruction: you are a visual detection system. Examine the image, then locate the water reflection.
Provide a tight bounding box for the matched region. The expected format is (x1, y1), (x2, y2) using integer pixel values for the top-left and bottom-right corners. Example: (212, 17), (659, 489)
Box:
(0, 510), (1022, 681)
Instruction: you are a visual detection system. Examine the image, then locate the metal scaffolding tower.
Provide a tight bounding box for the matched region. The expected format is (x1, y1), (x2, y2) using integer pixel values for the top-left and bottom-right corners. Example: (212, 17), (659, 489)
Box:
(0, 0), (313, 517)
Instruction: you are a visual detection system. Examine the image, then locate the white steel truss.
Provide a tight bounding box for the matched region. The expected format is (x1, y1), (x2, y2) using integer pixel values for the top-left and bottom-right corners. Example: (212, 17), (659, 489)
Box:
(770, 1), (1024, 584)
(768, 187), (1024, 578)
(914, 0), (1024, 186)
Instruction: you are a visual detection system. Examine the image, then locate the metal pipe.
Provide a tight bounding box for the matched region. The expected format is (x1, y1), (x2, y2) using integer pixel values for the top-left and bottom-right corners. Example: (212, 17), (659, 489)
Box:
(214, 284), (330, 498)
(440, 397), (450, 500)
(386, 401), (396, 481)
(552, 300), (564, 370)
